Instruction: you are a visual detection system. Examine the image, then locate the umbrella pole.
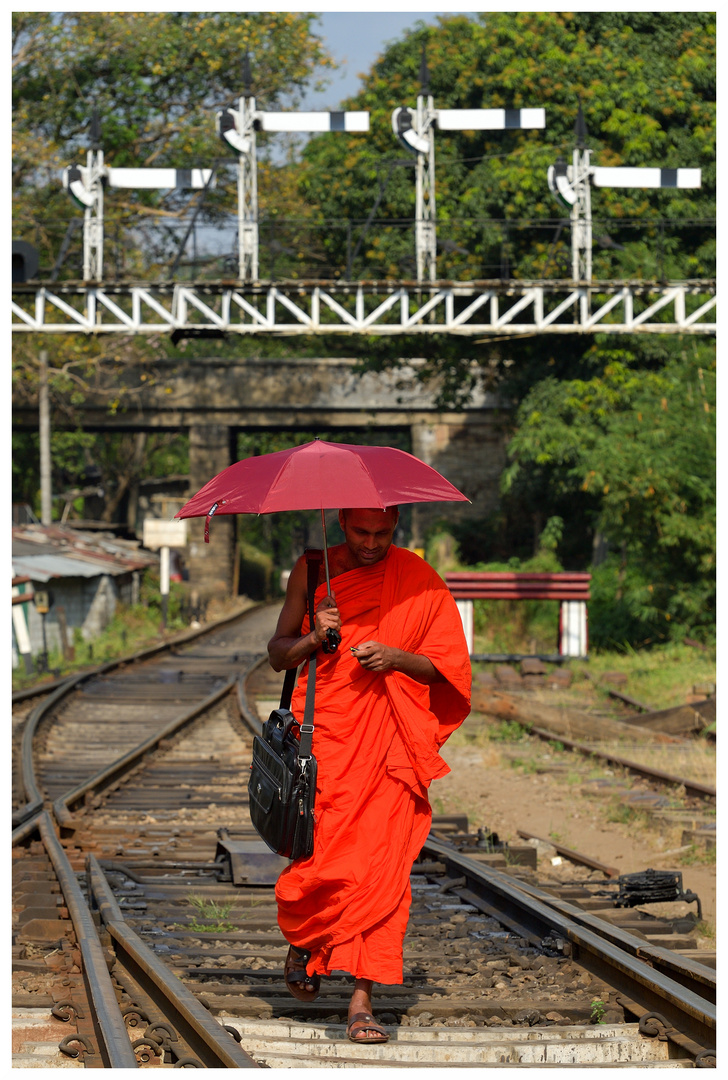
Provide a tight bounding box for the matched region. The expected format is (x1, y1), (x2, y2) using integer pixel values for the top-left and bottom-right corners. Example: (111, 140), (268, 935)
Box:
(320, 509), (332, 595)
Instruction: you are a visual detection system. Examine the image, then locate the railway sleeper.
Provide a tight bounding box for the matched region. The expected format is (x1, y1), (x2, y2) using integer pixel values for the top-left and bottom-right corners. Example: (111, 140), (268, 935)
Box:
(217, 1015), (694, 1067)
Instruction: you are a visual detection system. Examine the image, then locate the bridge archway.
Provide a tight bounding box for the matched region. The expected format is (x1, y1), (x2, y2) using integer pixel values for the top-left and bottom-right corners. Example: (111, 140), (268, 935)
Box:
(13, 354), (508, 593)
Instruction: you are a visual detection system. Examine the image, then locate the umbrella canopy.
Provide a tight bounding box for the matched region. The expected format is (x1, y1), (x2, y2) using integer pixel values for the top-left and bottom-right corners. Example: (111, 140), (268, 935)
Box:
(176, 439), (468, 651)
(176, 439), (468, 520)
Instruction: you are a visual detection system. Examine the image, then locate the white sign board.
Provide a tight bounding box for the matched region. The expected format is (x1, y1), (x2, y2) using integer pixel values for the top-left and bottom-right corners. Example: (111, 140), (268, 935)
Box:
(143, 518), (187, 550)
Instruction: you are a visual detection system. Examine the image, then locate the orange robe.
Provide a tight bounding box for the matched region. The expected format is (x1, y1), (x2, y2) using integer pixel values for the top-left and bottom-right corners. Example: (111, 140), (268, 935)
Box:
(275, 545), (471, 983)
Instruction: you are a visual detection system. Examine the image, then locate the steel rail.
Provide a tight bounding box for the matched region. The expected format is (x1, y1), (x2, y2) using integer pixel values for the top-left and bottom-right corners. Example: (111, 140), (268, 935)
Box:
(12, 671), (77, 704)
(53, 676), (238, 827)
(515, 829), (621, 878)
(423, 836), (715, 1054)
(480, 858), (716, 1003)
(236, 657), (270, 736)
(12, 600), (258, 705)
(528, 725), (716, 800)
(13, 602), (263, 830)
(86, 854), (259, 1068)
(34, 812), (139, 1067)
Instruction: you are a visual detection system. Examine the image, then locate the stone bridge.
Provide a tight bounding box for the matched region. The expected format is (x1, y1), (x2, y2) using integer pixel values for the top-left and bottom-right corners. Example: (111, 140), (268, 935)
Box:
(14, 355), (509, 592)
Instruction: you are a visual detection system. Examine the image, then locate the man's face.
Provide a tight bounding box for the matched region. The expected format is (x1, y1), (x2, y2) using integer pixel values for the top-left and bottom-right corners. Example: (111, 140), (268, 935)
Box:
(339, 508), (399, 568)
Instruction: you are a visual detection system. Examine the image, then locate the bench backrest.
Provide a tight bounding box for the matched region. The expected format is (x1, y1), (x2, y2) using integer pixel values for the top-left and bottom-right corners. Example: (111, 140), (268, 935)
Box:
(444, 571), (591, 602)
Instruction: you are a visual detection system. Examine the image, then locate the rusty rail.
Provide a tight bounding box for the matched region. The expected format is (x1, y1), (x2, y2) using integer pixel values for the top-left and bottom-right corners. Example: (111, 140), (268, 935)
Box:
(423, 836), (716, 1056)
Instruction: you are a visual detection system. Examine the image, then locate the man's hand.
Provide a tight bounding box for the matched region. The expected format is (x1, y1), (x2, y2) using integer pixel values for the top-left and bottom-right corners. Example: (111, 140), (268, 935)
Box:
(313, 595), (341, 646)
(350, 641), (445, 684)
(349, 640), (396, 672)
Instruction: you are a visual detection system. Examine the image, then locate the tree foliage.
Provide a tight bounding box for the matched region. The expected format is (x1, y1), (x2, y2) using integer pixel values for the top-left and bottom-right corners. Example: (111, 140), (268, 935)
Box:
(502, 338), (715, 644)
(12, 11), (334, 276)
(12, 12), (716, 644)
(299, 11), (715, 282)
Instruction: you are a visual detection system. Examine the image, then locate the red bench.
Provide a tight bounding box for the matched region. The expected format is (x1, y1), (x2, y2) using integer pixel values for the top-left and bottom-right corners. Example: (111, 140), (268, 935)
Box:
(444, 572), (591, 658)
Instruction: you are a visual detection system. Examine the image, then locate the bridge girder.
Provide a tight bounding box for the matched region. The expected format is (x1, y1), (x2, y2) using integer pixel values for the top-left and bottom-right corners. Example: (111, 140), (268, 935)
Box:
(12, 280), (716, 337)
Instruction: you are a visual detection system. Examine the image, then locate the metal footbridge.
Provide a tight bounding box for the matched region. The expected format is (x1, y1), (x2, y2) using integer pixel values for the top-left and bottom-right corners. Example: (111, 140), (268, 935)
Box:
(11, 278), (716, 337)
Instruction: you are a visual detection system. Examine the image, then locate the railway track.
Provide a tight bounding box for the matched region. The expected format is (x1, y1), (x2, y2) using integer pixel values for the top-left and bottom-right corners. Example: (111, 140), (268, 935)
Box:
(12, 604), (716, 1068)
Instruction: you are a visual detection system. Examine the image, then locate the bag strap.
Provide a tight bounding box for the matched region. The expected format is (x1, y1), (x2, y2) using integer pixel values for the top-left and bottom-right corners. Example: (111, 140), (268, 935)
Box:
(279, 550), (323, 761)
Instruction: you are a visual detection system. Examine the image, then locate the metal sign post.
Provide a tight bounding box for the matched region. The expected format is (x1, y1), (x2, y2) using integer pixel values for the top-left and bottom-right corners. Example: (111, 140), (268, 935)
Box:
(143, 518), (188, 631)
(217, 55), (369, 281)
(393, 48), (546, 283)
(547, 104), (702, 283)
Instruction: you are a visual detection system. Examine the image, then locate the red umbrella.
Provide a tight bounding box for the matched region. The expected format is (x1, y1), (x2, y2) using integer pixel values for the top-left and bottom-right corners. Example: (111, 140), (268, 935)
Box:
(176, 438), (468, 596)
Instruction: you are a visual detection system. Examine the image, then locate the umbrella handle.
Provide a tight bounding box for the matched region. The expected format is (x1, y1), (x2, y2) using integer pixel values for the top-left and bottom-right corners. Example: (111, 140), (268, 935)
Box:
(320, 509), (332, 595)
(322, 628), (341, 654)
(320, 510), (340, 654)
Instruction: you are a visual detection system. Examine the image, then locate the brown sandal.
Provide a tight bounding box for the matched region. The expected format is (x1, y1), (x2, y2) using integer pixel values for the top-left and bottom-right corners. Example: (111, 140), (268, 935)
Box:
(284, 945), (320, 1002)
(347, 1012), (389, 1043)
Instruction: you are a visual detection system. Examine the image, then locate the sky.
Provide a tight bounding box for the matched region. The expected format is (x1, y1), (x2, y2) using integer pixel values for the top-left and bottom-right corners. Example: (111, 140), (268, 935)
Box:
(300, 11), (474, 109)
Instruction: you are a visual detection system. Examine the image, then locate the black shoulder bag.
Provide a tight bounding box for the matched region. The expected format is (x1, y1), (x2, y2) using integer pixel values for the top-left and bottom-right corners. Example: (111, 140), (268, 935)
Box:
(248, 550), (322, 861)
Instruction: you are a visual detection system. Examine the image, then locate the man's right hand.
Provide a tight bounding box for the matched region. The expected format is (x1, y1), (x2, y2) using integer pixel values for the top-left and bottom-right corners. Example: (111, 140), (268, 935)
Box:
(314, 595), (341, 645)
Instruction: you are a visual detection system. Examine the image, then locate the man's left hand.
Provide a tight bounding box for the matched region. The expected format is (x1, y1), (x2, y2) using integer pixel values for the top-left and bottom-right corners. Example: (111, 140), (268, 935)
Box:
(350, 640), (395, 672)
(350, 640), (445, 685)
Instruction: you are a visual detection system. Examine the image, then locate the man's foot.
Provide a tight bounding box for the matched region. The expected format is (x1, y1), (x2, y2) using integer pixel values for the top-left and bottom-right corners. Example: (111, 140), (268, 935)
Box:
(347, 978), (388, 1043)
(347, 1012), (389, 1043)
(283, 945), (320, 1001)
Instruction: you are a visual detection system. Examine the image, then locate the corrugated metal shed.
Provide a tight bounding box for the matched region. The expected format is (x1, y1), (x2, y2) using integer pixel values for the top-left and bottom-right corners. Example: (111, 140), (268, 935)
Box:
(11, 524), (157, 583)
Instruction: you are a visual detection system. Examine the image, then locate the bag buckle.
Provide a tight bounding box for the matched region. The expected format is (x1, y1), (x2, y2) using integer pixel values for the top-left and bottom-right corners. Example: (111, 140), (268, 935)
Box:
(300, 724), (314, 734)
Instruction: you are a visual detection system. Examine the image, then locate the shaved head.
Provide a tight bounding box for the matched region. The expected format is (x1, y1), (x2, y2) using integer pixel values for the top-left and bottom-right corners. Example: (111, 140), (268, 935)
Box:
(338, 507), (399, 567)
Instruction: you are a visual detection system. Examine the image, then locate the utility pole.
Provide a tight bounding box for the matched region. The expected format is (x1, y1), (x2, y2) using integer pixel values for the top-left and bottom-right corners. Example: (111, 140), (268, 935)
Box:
(39, 348), (52, 525)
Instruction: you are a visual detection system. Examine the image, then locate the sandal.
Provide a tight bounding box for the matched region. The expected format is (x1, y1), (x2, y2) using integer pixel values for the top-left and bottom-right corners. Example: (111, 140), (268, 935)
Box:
(347, 1012), (389, 1043)
(284, 944), (320, 1002)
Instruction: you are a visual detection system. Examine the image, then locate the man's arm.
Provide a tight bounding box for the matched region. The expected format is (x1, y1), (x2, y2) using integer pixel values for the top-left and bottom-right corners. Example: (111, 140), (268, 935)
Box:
(267, 557), (342, 671)
(350, 641), (445, 685)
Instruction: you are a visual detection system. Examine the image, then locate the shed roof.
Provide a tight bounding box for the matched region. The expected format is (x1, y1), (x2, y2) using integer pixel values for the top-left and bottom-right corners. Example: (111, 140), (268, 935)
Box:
(11, 524), (157, 584)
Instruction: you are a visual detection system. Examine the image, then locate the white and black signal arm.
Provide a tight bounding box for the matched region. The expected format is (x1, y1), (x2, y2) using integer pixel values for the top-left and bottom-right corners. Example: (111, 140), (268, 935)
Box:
(216, 72), (369, 280)
(547, 104), (702, 282)
(547, 159), (701, 208)
(217, 106), (368, 149)
(391, 45), (546, 283)
(393, 105), (545, 154)
(63, 164), (215, 205)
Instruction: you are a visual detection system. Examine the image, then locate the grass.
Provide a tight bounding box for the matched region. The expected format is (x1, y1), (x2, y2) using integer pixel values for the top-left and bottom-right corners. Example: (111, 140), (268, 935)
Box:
(183, 895), (238, 933)
(180, 894), (266, 933)
(677, 844), (716, 867)
(508, 756), (540, 775)
(570, 641), (716, 712)
(12, 593), (187, 692)
(487, 720), (531, 742)
(605, 799), (652, 831)
(590, 999), (607, 1025)
(12, 582), (254, 692)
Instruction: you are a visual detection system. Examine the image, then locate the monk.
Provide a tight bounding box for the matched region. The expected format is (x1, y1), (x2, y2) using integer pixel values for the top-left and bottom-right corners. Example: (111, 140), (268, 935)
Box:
(267, 506), (471, 1043)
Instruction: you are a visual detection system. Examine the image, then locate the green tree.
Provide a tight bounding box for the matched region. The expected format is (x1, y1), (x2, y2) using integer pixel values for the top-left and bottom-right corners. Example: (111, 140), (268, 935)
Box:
(298, 11), (715, 283)
(502, 339), (715, 644)
(12, 12), (336, 523)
